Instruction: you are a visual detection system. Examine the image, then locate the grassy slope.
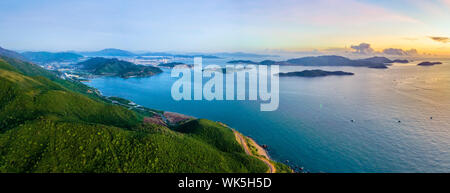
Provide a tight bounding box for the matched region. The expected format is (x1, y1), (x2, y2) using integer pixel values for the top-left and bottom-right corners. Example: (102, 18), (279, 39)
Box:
(175, 119), (244, 153)
(0, 58), (267, 173)
(108, 96), (132, 104)
(0, 56), (103, 100)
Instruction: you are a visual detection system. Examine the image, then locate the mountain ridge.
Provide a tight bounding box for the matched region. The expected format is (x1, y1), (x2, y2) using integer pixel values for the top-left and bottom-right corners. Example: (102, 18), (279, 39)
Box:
(22, 51), (83, 64)
(76, 57), (162, 78)
(0, 50), (273, 173)
(228, 55), (409, 69)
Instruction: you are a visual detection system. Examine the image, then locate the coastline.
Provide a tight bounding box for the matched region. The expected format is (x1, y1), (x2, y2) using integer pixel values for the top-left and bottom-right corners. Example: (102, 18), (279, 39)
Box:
(233, 130), (277, 173)
(93, 87), (289, 173)
(217, 122), (288, 173)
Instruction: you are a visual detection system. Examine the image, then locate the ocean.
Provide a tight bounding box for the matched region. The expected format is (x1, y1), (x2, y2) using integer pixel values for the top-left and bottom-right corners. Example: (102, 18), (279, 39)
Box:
(85, 58), (450, 173)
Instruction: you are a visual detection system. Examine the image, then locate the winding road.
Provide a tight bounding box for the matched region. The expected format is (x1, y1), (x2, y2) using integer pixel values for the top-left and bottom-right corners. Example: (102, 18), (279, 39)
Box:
(233, 130), (276, 173)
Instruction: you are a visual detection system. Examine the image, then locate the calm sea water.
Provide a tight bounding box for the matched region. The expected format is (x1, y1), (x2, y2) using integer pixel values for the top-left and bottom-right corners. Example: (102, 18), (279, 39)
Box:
(86, 58), (450, 173)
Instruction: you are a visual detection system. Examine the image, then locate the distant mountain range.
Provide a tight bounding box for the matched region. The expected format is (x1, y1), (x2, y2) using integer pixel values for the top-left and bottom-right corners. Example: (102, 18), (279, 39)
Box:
(0, 46), (276, 173)
(0, 46), (28, 61)
(226, 60), (260, 64)
(228, 56), (409, 69)
(77, 48), (220, 58)
(140, 52), (220, 59)
(9, 48), (280, 62)
(78, 48), (136, 57)
(4, 46), (410, 70)
(74, 49), (280, 58)
(22, 51), (83, 64)
(285, 56), (390, 68)
(76, 57), (162, 78)
(216, 52), (279, 58)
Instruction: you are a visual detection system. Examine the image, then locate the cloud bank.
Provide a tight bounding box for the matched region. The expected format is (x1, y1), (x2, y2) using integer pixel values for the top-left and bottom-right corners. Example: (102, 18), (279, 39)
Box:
(351, 43), (374, 54)
(350, 42), (419, 56)
(382, 48), (418, 55)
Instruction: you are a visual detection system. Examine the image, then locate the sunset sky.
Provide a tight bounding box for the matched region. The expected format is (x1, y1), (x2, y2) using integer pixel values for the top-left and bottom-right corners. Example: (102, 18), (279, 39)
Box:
(0, 0), (449, 56)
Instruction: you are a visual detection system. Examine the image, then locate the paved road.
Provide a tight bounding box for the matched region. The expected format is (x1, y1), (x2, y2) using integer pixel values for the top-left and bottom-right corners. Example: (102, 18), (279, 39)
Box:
(233, 130), (276, 173)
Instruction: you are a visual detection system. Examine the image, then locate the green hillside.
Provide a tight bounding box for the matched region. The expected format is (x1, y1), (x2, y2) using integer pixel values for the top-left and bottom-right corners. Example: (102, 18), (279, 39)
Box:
(0, 55), (104, 100)
(175, 119), (244, 153)
(0, 46), (28, 61)
(77, 57), (162, 78)
(0, 57), (268, 173)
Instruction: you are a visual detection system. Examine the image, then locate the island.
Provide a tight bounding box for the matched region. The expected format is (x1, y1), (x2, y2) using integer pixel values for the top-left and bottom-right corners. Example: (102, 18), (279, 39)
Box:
(285, 56), (391, 68)
(392, 59), (409, 63)
(356, 56), (394, 64)
(367, 64), (389, 69)
(278, 69), (354, 77)
(226, 60), (260, 64)
(355, 57), (407, 64)
(225, 56), (408, 69)
(259, 60), (277, 65)
(203, 66), (254, 73)
(76, 57), (162, 78)
(158, 62), (192, 68)
(417, 61), (442, 66)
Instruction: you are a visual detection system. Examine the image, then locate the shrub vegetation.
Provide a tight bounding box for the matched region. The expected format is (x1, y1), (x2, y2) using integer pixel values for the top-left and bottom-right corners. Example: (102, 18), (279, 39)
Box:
(0, 57), (268, 173)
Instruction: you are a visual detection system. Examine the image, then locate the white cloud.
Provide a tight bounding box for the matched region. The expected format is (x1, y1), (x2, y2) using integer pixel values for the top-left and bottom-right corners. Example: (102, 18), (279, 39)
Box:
(382, 48), (418, 55)
(351, 43), (374, 54)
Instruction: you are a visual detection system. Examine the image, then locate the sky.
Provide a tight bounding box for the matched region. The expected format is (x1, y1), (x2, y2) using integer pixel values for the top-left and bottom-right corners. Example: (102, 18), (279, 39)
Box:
(0, 0), (449, 56)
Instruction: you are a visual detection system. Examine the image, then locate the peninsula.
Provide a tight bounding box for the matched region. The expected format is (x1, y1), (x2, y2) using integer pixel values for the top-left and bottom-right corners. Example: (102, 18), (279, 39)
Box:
(158, 62), (192, 68)
(76, 57), (162, 78)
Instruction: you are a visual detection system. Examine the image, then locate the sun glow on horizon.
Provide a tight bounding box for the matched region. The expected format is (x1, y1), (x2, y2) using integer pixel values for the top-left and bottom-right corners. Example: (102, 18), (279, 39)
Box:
(0, 0), (448, 57)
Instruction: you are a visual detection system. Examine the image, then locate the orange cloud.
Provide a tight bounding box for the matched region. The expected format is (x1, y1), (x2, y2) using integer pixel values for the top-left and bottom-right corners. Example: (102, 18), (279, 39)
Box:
(350, 43), (374, 54)
(383, 48), (418, 55)
(430, 37), (449, 43)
